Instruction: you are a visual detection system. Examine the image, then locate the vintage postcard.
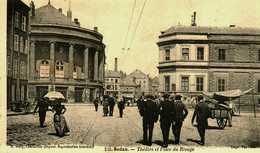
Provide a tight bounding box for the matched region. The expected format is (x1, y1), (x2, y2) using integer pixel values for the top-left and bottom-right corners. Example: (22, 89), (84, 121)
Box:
(1, 0), (260, 153)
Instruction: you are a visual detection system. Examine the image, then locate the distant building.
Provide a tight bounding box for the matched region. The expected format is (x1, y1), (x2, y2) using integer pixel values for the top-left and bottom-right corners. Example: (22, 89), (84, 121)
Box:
(28, 1), (105, 103)
(104, 58), (123, 96)
(7, 0), (30, 109)
(149, 76), (159, 96)
(127, 69), (150, 95)
(157, 25), (260, 102)
(120, 77), (141, 100)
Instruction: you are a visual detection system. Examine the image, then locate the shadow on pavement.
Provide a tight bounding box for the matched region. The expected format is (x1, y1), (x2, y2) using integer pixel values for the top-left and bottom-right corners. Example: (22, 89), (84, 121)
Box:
(207, 125), (223, 130)
(187, 138), (203, 145)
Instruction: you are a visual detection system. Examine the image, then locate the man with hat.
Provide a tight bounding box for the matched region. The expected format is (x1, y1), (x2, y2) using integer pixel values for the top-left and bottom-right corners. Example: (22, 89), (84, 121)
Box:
(172, 94), (188, 144)
(33, 97), (49, 127)
(191, 95), (210, 145)
(159, 93), (175, 147)
(138, 95), (160, 146)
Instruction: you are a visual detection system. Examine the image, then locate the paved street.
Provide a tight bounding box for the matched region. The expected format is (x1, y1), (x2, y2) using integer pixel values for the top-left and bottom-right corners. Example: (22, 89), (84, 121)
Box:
(7, 105), (260, 147)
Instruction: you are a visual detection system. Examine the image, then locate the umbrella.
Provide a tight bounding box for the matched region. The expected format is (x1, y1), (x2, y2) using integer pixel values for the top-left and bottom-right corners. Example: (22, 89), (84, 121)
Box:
(44, 91), (65, 101)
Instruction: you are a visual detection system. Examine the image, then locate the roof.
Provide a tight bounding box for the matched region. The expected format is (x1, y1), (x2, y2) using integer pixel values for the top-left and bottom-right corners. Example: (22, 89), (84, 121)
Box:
(120, 77), (137, 87)
(160, 26), (260, 37)
(128, 69), (148, 79)
(31, 3), (78, 27)
(105, 70), (121, 78)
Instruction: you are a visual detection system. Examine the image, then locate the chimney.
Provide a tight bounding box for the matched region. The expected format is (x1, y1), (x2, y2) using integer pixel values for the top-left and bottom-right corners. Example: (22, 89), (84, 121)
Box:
(114, 57), (118, 72)
(30, 0), (35, 17)
(191, 11), (197, 26)
(74, 18), (80, 26)
(67, 10), (72, 20)
(94, 26), (98, 32)
(58, 8), (62, 13)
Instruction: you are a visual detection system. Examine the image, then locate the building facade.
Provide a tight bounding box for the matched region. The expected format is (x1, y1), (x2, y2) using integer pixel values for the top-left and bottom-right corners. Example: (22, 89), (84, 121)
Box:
(120, 77), (141, 100)
(157, 25), (260, 102)
(149, 76), (159, 96)
(127, 69), (150, 95)
(28, 2), (105, 103)
(7, 0), (30, 109)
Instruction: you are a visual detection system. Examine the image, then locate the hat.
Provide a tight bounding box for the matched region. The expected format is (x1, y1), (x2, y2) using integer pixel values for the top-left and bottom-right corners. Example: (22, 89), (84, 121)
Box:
(163, 94), (170, 99)
(175, 95), (182, 100)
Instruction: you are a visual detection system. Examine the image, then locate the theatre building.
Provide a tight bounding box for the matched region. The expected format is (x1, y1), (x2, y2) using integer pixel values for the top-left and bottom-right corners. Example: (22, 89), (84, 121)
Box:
(28, 2), (105, 103)
(157, 25), (260, 103)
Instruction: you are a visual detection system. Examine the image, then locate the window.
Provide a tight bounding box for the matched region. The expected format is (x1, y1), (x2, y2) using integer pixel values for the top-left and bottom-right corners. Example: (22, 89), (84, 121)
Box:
(13, 59), (17, 78)
(196, 77), (204, 91)
(258, 80), (260, 92)
(171, 83), (176, 92)
(218, 49), (226, 61)
(20, 61), (26, 79)
(165, 49), (170, 61)
(24, 39), (28, 54)
(258, 50), (260, 61)
(182, 48), (189, 60)
(181, 76), (189, 92)
(20, 36), (24, 53)
(15, 11), (20, 28)
(22, 16), (27, 31)
(197, 47), (204, 60)
(115, 79), (118, 83)
(164, 76), (170, 92)
(56, 61), (64, 71)
(73, 65), (77, 72)
(14, 34), (19, 51)
(217, 79), (225, 92)
(115, 85), (117, 90)
(40, 60), (49, 77)
(107, 85), (111, 90)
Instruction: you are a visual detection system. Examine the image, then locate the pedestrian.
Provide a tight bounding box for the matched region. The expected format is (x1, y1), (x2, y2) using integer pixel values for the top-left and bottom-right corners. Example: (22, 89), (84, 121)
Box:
(117, 96), (126, 118)
(138, 95), (160, 146)
(159, 94), (175, 147)
(93, 97), (99, 112)
(108, 94), (116, 116)
(51, 98), (70, 137)
(103, 95), (109, 116)
(172, 95), (188, 144)
(191, 95), (210, 145)
(33, 97), (49, 128)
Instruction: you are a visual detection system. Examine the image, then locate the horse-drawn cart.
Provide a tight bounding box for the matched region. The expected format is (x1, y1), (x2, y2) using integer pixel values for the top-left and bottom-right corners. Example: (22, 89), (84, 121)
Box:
(203, 88), (253, 129)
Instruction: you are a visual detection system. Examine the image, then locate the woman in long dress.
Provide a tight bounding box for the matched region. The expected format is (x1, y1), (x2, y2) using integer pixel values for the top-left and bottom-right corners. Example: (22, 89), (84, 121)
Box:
(52, 99), (70, 137)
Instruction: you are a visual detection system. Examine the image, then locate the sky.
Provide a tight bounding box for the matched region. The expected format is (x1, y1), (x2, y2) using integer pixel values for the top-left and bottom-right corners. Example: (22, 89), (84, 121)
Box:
(22, 0), (260, 77)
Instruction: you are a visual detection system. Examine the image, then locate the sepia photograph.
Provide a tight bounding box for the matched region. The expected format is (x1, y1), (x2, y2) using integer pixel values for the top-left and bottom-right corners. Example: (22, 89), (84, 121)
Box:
(1, 0), (260, 152)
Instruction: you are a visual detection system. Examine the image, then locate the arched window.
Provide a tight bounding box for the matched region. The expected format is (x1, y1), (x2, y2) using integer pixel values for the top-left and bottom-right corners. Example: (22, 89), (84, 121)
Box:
(56, 60), (64, 71)
(41, 60), (49, 65)
(40, 59), (49, 77)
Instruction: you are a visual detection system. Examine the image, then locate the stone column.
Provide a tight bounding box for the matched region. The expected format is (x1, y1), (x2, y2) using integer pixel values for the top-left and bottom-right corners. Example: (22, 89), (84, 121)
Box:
(30, 41), (35, 80)
(84, 47), (89, 80)
(69, 43), (74, 79)
(49, 42), (55, 91)
(68, 86), (75, 103)
(99, 52), (104, 81)
(94, 50), (99, 81)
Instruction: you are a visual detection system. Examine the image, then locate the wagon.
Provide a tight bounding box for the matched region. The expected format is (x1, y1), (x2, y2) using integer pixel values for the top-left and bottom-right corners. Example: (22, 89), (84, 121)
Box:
(203, 88), (253, 129)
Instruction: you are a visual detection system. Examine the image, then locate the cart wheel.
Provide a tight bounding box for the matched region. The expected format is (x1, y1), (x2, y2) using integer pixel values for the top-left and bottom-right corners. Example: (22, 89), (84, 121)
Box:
(217, 118), (227, 129)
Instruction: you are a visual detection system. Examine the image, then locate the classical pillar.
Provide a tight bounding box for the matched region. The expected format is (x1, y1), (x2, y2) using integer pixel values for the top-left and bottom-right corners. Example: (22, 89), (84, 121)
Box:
(49, 42), (55, 90)
(30, 41), (35, 80)
(69, 43), (74, 79)
(84, 47), (89, 80)
(99, 53), (104, 81)
(94, 50), (99, 81)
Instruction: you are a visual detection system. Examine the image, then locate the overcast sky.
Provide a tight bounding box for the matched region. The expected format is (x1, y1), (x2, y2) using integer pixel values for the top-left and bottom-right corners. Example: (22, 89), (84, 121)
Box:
(22, 0), (260, 77)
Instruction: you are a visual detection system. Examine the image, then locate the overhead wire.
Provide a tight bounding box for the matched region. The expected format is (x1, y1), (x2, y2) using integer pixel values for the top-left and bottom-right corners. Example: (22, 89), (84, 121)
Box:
(126, 0), (149, 50)
(122, 0), (137, 51)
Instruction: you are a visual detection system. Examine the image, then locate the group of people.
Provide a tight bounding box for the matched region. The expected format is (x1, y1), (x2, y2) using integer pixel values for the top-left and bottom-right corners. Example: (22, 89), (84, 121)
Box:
(137, 94), (210, 147)
(33, 97), (70, 137)
(93, 94), (126, 118)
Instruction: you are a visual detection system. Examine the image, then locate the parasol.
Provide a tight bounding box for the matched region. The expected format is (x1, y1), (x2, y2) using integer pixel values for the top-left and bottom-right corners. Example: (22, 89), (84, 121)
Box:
(44, 91), (65, 101)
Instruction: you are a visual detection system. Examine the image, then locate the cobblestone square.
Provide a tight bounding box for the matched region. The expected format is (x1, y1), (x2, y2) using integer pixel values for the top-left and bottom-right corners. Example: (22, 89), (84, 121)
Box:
(7, 105), (260, 147)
